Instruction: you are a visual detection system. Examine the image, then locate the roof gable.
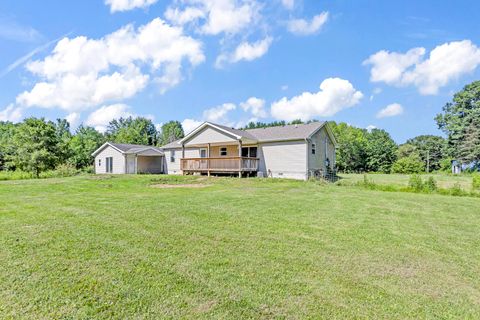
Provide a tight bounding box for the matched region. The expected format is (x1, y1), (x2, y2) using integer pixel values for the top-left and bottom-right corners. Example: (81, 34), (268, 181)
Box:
(92, 142), (163, 156)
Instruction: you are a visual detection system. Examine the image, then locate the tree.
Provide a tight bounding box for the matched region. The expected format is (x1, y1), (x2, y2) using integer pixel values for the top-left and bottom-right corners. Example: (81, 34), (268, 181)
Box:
(435, 80), (480, 162)
(396, 144), (419, 159)
(406, 135), (446, 171)
(391, 154), (425, 174)
(54, 118), (72, 164)
(0, 121), (17, 171)
(158, 120), (184, 146)
(329, 122), (368, 172)
(69, 125), (104, 169)
(365, 129), (397, 173)
(8, 118), (60, 177)
(107, 117), (157, 145)
(458, 117), (480, 164)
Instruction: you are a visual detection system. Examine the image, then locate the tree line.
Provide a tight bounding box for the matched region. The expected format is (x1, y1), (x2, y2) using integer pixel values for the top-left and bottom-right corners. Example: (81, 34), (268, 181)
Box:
(0, 118), (185, 177)
(1, 80), (479, 177)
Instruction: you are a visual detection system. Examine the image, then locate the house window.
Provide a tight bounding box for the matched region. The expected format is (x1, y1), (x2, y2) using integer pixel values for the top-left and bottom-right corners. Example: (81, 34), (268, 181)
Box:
(170, 150), (176, 163)
(200, 148), (207, 158)
(220, 147), (228, 156)
(106, 157), (113, 173)
(249, 147), (257, 158)
(242, 147), (258, 158)
(98, 159), (101, 166)
(312, 143), (316, 155)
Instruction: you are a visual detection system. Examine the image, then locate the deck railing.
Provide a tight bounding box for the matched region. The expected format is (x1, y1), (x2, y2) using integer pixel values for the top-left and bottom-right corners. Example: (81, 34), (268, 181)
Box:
(181, 157), (259, 172)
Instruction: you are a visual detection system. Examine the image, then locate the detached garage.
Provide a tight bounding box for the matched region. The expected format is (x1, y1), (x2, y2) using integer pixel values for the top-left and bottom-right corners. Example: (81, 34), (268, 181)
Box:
(92, 142), (165, 174)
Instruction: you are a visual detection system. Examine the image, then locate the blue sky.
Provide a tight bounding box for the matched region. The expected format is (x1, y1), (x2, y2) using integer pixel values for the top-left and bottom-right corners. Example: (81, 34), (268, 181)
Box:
(1, 0), (480, 142)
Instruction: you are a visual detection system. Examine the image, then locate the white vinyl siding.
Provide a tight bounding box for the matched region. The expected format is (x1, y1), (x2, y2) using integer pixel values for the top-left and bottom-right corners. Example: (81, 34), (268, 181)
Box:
(184, 127), (236, 145)
(163, 148), (200, 174)
(94, 146), (125, 174)
(308, 127), (335, 173)
(258, 140), (308, 180)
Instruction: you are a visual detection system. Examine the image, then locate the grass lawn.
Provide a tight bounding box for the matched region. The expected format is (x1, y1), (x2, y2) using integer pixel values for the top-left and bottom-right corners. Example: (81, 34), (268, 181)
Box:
(1, 175), (480, 319)
(339, 173), (474, 190)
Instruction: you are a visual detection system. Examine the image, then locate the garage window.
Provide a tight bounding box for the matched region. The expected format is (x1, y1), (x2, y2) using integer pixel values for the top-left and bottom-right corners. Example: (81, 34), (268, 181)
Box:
(311, 143), (316, 155)
(98, 159), (101, 166)
(220, 147), (227, 156)
(170, 150), (176, 163)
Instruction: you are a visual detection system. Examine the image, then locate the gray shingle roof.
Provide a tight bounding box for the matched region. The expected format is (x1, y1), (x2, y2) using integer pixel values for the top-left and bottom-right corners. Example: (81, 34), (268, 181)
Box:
(160, 140), (182, 149)
(245, 122), (326, 142)
(159, 121), (327, 148)
(110, 143), (163, 154)
(210, 122), (258, 140)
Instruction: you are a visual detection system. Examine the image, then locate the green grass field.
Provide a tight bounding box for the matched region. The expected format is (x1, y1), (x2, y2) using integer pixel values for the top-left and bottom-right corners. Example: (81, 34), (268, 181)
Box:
(1, 175), (480, 319)
(339, 173), (474, 190)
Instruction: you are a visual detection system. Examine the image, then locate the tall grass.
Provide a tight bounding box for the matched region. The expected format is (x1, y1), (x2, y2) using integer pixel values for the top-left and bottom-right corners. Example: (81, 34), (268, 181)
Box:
(0, 164), (86, 181)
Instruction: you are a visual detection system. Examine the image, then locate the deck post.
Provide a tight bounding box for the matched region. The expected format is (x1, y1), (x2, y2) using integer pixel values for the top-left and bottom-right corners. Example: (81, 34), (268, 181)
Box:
(207, 143), (210, 177)
(238, 140), (242, 178)
(182, 144), (185, 175)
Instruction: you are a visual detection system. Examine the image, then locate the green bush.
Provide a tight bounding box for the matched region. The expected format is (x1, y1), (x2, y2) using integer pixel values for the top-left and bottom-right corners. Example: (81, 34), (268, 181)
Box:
(424, 176), (437, 192)
(0, 170), (33, 181)
(408, 174), (424, 192)
(391, 156), (425, 174)
(39, 164), (79, 179)
(439, 158), (453, 172)
(82, 165), (95, 174)
(473, 173), (480, 190)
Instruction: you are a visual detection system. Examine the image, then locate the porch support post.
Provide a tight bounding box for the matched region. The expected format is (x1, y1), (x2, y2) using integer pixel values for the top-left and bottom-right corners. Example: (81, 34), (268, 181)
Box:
(207, 143), (211, 177)
(238, 140), (242, 178)
(182, 144), (185, 175)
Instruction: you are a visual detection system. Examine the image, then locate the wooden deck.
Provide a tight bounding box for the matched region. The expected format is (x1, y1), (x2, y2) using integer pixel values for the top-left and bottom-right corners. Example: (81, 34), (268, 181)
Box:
(181, 157), (259, 175)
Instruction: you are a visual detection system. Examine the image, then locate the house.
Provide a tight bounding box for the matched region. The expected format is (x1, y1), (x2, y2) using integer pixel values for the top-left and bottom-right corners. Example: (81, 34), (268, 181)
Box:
(92, 142), (164, 174)
(161, 121), (337, 180)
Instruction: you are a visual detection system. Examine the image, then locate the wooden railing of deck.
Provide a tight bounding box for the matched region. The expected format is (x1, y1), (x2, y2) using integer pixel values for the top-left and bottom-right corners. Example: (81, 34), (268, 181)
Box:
(180, 157), (259, 172)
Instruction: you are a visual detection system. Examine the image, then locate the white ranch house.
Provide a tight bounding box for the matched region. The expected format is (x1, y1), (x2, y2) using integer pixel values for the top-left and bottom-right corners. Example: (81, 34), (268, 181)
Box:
(92, 121), (337, 180)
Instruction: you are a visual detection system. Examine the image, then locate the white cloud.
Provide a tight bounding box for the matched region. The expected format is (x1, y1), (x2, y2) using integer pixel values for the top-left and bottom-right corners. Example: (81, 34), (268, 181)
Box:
(281, 0), (295, 10)
(216, 37), (272, 67)
(66, 112), (81, 128)
(287, 12), (329, 36)
(85, 104), (134, 132)
(240, 97), (267, 118)
(105, 0), (158, 12)
(165, 0), (260, 35)
(271, 77), (363, 121)
(364, 40), (480, 95)
(181, 118), (203, 134)
(376, 103), (404, 118)
(165, 7), (205, 25)
(15, 18), (204, 112)
(0, 104), (23, 122)
(182, 96), (267, 132)
(363, 47), (425, 85)
(203, 103), (236, 123)
(281, 85), (288, 91)
(366, 125), (377, 131)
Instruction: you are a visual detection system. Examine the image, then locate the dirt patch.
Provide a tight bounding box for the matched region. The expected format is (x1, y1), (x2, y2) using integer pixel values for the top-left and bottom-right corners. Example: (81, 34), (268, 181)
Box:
(150, 183), (211, 189)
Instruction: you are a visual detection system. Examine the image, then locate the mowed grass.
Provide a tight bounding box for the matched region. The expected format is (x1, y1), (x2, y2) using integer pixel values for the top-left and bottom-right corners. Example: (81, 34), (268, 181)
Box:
(339, 173), (474, 190)
(1, 175), (480, 319)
